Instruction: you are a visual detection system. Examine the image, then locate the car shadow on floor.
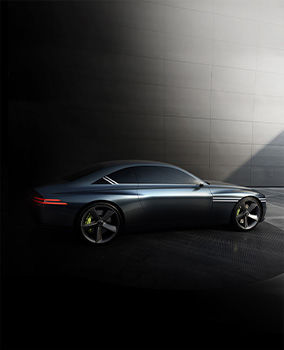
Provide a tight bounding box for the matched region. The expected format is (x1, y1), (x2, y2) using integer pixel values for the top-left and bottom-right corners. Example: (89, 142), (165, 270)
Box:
(14, 220), (282, 292)
(3, 216), (284, 350)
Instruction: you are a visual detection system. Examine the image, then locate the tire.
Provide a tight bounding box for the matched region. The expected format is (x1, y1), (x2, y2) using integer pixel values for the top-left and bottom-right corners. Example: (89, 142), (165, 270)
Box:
(78, 202), (122, 244)
(232, 196), (262, 231)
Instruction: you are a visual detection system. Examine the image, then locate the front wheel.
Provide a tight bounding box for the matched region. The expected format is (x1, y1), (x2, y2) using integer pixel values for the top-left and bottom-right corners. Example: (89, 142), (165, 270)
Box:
(232, 197), (262, 231)
(79, 202), (122, 244)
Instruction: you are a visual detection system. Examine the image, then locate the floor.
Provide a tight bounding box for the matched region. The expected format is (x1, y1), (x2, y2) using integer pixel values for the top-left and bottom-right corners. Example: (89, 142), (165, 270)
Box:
(254, 187), (284, 230)
(5, 187), (284, 291)
(248, 187), (284, 299)
(3, 187), (284, 349)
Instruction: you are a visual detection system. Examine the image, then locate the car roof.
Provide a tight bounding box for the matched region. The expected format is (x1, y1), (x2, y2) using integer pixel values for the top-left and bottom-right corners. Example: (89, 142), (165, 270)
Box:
(68, 160), (194, 184)
(91, 160), (171, 168)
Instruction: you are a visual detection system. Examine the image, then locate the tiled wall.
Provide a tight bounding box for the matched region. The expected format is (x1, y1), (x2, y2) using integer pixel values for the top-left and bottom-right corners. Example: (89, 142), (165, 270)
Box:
(8, 1), (284, 185)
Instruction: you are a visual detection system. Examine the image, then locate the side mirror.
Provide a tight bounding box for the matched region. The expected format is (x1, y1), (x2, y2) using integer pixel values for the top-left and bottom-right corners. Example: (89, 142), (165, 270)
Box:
(197, 182), (204, 187)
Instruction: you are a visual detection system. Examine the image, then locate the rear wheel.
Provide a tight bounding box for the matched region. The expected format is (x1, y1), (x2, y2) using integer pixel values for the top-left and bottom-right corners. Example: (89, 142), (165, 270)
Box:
(233, 197), (261, 231)
(79, 202), (121, 244)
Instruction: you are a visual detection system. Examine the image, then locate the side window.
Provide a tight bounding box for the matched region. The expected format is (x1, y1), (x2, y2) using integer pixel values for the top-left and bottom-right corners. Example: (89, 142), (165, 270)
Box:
(107, 167), (137, 184)
(134, 166), (197, 184)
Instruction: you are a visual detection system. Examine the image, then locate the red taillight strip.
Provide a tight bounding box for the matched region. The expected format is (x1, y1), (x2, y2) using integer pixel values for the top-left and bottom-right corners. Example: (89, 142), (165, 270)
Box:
(32, 197), (68, 205)
(43, 201), (68, 205)
(44, 199), (61, 201)
(33, 196), (44, 201)
(32, 199), (44, 204)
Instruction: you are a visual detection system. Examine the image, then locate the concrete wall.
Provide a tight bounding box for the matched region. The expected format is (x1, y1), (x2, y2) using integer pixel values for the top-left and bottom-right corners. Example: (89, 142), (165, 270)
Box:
(7, 1), (284, 186)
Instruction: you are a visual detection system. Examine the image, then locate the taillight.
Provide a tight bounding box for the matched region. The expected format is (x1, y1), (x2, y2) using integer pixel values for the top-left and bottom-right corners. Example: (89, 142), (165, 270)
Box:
(32, 196), (68, 206)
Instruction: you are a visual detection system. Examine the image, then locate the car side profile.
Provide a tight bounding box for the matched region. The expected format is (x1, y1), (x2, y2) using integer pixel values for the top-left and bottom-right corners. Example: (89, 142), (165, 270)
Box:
(32, 160), (266, 244)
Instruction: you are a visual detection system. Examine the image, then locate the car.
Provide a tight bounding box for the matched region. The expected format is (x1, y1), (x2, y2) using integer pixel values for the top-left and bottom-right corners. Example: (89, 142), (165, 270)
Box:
(32, 160), (266, 244)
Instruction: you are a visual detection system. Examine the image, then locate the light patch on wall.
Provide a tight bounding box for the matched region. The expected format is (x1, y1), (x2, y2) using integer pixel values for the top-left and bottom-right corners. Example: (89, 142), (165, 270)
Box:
(253, 123), (284, 146)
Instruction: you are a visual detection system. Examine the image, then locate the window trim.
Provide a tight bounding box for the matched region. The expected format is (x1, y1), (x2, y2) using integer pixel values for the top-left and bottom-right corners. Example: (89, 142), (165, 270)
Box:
(103, 175), (118, 185)
(93, 182), (199, 186)
(99, 167), (137, 185)
(93, 165), (203, 186)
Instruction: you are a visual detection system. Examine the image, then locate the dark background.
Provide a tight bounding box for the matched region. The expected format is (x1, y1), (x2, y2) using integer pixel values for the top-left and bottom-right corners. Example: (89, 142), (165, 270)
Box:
(1, 1), (284, 349)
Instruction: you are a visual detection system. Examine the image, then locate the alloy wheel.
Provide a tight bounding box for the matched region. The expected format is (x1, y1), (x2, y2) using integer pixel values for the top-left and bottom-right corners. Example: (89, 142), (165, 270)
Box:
(80, 204), (120, 244)
(235, 199), (261, 230)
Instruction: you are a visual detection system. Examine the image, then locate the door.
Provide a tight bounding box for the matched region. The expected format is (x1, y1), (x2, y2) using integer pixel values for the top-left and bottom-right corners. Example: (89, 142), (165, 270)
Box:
(133, 166), (212, 228)
(97, 167), (142, 228)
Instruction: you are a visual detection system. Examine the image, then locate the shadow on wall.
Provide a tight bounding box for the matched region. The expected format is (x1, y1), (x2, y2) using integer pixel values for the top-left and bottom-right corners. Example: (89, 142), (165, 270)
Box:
(5, 1), (284, 191)
(6, 2), (164, 189)
(226, 131), (284, 186)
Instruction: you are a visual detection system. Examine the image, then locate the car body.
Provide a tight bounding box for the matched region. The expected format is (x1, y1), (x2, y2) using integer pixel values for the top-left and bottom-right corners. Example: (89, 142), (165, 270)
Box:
(32, 160), (266, 243)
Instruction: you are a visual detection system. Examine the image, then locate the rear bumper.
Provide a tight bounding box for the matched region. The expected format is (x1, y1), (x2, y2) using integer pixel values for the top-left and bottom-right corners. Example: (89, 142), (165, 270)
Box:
(31, 202), (77, 227)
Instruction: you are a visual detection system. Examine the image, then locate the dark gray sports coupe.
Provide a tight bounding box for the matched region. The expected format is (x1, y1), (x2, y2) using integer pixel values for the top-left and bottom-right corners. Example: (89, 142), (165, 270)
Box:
(32, 160), (266, 244)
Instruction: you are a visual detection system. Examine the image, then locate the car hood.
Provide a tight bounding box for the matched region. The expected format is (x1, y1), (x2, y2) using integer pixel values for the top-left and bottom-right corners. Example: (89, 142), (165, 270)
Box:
(206, 179), (249, 190)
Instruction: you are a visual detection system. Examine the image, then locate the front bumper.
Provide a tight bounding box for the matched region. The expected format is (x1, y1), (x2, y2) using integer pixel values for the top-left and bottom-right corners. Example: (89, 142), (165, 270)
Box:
(260, 200), (266, 222)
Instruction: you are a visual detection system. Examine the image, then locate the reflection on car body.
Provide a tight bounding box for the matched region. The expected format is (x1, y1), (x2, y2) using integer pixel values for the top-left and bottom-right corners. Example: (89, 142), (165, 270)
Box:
(32, 160), (266, 244)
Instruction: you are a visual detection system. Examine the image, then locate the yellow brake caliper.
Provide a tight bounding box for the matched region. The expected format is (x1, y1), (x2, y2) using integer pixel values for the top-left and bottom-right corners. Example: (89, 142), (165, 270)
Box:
(85, 213), (93, 232)
(236, 207), (241, 217)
